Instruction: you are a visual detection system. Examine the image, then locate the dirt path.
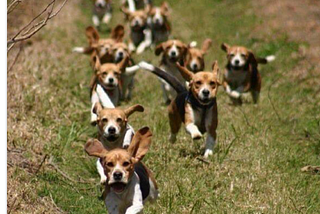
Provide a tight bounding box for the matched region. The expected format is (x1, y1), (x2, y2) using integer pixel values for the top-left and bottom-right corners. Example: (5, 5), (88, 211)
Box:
(253, 0), (320, 83)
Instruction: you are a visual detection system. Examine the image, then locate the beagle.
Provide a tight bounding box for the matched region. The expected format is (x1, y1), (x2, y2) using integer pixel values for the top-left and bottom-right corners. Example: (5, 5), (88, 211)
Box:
(85, 127), (158, 214)
(154, 40), (188, 104)
(121, 7), (152, 54)
(90, 54), (129, 112)
(122, 0), (152, 12)
(221, 43), (275, 104)
(91, 0), (112, 29)
(91, 102), (144, 184)
(148, 1), (171, 45)
(73, 26), (139, 100)
(73, 25), (125, 67)
(184, 39), (212, 72)
(139, 61), (222, 158)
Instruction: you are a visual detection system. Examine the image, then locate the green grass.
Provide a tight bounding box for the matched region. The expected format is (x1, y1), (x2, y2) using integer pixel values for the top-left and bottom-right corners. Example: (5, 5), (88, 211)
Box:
(9, 0), (320, 213)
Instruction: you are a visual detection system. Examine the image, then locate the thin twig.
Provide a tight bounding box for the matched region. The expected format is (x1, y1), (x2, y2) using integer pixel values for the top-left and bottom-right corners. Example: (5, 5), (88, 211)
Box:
(48, 158), (94, 184)
(7, 42), (24, 73)
(35, 154), (48, 174)
(267, 78), (282, 122)
(7, 0), (22, 14)
(7, 0), (69, 51)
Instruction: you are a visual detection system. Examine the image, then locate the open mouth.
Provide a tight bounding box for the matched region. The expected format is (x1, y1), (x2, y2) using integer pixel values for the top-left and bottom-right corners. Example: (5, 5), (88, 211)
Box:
(232, 65), (243, 70)
(106, 135), (119, 142)
(110, 182), (126, 193)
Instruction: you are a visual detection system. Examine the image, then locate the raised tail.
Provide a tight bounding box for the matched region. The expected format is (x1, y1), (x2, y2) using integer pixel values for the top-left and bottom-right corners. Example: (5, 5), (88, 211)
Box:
(138, 61), (187, 94)
(256, 55), (276, 64)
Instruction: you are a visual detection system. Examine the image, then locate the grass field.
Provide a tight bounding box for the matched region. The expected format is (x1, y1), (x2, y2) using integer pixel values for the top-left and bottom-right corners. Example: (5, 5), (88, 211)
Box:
(7, 0), (320, 213)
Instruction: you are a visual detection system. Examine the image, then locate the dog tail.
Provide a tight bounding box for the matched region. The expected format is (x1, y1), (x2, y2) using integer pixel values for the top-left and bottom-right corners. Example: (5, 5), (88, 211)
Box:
(138, 61), (187, 94)
(256, 55), (276, 64)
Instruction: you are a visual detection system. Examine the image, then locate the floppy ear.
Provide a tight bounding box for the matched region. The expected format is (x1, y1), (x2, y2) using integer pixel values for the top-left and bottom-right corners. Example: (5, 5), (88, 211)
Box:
(248, 51), (258, 67)
(128, 127), (152, 163)
(124, 104), (144, 118)
(94, 53), (101, 71)
(92, 102), (103, 116)
(201, 38), (212, 54)
(86, 26), (100, 46)
(155, 43), (164, 56)
(212, 60), (222, 85)
(161, 1), (170, 16)
(176, 63), (193, 81)
(117, 56), (129, 72)
(84, 138), (108, 158)
(121, 6), (131, 20)
(111, 25), (125, 42)
(221, 43), (230, 52)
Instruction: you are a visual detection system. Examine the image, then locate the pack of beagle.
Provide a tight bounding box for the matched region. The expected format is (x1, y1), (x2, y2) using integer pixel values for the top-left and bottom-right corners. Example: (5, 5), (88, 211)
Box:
(74, 1), (275, 213)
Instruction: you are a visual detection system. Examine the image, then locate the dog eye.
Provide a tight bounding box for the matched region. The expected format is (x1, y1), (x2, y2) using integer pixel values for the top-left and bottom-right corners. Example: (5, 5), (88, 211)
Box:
(210, 81), (215, 87)
(116, 118), (123, 123)
(229, 54), (235, 57)
(123, 161), (130, 167)
(241, 54), (246, 58)
(102, 118), (108, 123)
(106, 162), (114, 167)
(195, 81), (202, 85)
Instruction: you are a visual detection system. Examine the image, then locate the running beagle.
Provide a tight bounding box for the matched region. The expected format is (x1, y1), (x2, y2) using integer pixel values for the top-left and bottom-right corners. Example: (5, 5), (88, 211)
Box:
(185, 39), (212, 72)
(91, 102), (144, 184)
(90, 54), (129, 109)
(221, 43), (275, 104)
(154, 39), (188, 104)
(139, 61), (222, 158)
(91, 0), (112, 28)
(85, 127), (158, 214)
(121, 6), (152, 54)
(148, 1), (171, 45)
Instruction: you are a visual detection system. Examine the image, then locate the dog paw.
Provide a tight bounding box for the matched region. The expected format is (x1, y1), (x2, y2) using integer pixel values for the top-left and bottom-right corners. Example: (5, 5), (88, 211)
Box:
(169, 134), (176, 143)
(191, 132), (202, 140)
(203, 149), (213, 158)
(100, 175), (107, 185)
(230, 90), (241, 99)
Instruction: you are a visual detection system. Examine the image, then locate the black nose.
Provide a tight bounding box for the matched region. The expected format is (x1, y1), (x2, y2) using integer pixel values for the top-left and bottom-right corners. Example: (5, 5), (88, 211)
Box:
(234, 59), (240, 65)
(108, 126), (116, 134)
(171, 51), (176, 57)
(108, 78), (114, 83)
(192, 64), (198, 70)
(118, 52), (123, 57)
(135, 20), (139, 25)
(113, 172), (123, 181)
(202, 89), (210, 97)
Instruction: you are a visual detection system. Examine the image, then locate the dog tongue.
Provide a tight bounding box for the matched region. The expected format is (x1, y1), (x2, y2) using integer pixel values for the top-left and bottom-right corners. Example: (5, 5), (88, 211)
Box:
(111, 183), (126, 193)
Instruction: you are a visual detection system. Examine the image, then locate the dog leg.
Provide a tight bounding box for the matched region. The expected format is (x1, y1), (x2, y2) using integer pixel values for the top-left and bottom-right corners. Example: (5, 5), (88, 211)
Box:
(91, 91), (100, 125)
(204, 134), (215, 158)
(92, 15), (100, 28)
(186, 123), (202, 140)
(72, 47), (85, 53)
(97, 159), (107, 184)
(102, 12), (112, 24)
(168, 103), (181, 143)
(251, 90), (260, 104)
(96, 84), (115, 108)
(129, 42), (136, 53)
(123, 125), (134, 149)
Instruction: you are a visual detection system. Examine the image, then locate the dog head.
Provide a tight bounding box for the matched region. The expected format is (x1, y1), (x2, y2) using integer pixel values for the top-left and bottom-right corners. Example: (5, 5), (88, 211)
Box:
(92, 0), (111, 10)
(148, 2), (169, 27)
(155, 40), (187, 62)
(93, 55), (129, 90)
(85, 127), (152, 193)
(177, 61), (222, 104)
(92, 103), (144, 142)
(221, 43), (258, 70)
(121, 7), (149, 31)
(185, 39), (212, 72)
(86, 25), (125, 60)
(110, 42), (130, 63)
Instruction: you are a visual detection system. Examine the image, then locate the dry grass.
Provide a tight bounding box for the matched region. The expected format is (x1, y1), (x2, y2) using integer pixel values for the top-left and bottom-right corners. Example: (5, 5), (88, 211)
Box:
(7, 0), (320, 213)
